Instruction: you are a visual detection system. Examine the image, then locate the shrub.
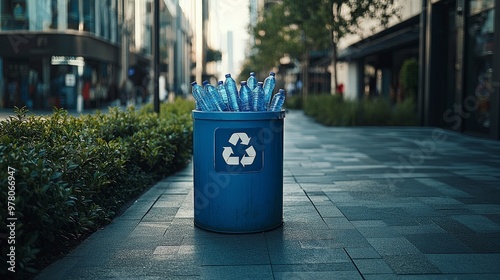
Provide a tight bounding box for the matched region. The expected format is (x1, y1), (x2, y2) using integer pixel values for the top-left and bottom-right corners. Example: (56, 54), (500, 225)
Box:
(285, 94), (303, 109)
(0, 99), (194, 278)
(400, 58), (419, 100)
(303, 94), (417, 126)
(392, 97), (418, 125)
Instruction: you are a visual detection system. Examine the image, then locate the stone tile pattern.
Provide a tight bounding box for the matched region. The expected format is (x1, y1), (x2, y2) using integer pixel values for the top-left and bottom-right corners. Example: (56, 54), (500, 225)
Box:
(37, 111), (500, 279)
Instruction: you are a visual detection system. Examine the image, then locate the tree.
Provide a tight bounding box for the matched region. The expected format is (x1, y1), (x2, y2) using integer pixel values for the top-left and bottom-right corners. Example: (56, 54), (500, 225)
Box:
(247, 0), (400, 96)
(327, 0), (401, 95)
(206, 48), (222, 62)
(399, 58), (419, 101)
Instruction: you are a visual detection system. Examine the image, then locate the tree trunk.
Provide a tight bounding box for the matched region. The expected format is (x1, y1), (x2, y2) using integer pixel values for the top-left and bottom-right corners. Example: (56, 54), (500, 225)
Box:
(331, 40), (338, 95)
(331, 2), (339, 95)
(332, 43), (338, 94)
(302, 48), (309, 101)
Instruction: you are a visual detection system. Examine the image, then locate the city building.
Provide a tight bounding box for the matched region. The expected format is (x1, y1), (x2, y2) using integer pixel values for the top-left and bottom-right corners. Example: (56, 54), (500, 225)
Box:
(179, 0), (211, 84)
(337, 0), (499, 139)
(337, 0), (421, 100)
(0, 0), (194, 110)
(422, 0), (498, 139)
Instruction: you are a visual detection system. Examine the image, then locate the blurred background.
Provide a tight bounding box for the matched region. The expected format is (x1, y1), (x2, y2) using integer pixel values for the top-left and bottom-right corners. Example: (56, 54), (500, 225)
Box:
(0, 0), (498, 139)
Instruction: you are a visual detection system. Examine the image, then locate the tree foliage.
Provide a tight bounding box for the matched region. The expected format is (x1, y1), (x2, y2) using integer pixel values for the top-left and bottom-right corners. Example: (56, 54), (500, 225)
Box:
(245, 0), (401, 92)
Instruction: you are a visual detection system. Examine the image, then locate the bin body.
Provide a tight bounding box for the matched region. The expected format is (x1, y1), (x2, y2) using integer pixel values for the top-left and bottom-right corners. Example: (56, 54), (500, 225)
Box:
(192, 110), (285, 233)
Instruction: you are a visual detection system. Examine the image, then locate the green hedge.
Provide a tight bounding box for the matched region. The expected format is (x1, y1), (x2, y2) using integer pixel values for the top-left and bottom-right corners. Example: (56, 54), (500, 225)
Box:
(284, 95), (303, 109)
(303, 94), (417, 126)
(0, 98), (194, 277)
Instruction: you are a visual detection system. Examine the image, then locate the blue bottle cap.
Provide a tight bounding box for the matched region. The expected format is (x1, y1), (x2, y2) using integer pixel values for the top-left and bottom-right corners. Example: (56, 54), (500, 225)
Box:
(202, 80), (209, 85)
(218, 81), (223, 85)
(269, 72), (275, 76)
(225, 73), (231, 78)
(240, 81), (247, 85)
(257, 82), (263, 86)
(191, 81), (197, 86)
(250, 72), (255, 76)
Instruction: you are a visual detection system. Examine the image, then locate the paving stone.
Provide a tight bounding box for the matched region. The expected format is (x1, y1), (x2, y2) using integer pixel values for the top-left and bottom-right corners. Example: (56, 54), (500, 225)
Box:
(353, 258), (394, 274)
(271, 262), (357, 272)
(273, 271), (363, 279)
(345, 247), (381, 259)
(357, 226), (402, 238)
(426, 254), (500, 274)
(324, 217), (355, 229)
(367, 237), (421, 256)
(338, 206), (382, 221)
(202, 235), (269, 265)
(352, 220), (389, 228)
(383, 254), (441, 275)
(404, 233), (473, 254)
(392, 223), (447, 235)
(200, 265), (272, 279)
(267, 239), (351, 265)
(452, 215), (500, 233)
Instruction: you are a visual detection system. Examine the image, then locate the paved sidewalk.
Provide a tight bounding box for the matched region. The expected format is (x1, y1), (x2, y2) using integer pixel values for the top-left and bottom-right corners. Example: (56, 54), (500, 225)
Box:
(37, 110), (500, 279)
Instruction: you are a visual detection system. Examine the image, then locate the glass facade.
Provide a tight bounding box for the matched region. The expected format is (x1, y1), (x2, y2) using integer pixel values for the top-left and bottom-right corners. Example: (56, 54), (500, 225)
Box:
(464, 0), (495, 134)
(0, 0), (193, 111)
(1, 0), (29, 30)
(0, 0), (121, 110)
(0, 0), (118, 43)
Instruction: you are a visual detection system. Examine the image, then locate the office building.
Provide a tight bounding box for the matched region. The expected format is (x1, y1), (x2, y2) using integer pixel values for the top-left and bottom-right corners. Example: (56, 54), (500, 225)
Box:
(0, 0), (194, 110)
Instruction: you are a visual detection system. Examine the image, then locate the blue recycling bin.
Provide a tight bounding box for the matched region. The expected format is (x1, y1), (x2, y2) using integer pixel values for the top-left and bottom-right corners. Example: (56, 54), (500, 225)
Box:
(192, 110), (285, 233)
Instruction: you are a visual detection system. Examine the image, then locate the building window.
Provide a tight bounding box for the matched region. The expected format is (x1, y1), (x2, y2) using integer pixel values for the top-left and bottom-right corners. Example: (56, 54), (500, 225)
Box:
(67, 0), (79, 30)
(1, 0), (28, 30)
(50, 0), (58, 29)
(83, 0), (95, 32)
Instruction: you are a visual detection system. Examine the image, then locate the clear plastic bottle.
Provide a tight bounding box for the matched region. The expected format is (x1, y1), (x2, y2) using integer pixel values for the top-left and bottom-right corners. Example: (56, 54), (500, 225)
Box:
(191, 81), (210, 111)
(217, 80), (229, 107)
(263, 71), (276, 109)
(269, 89), (286, 112)
(239, 81), (252, 111)
(252, 82), (266, 111)
(203, 80), (227, 111)
(199, 81), (219, 111)
(224, 73), (240, 111)
(247, 72), (258, 91)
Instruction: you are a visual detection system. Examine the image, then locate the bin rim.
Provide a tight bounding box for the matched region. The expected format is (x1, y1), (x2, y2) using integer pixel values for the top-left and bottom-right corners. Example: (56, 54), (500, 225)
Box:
(192, 110), (285, 121)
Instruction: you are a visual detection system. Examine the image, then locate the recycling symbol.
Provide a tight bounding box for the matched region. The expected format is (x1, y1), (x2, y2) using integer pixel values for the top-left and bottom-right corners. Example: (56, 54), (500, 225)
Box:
(222, 132), (256, 167)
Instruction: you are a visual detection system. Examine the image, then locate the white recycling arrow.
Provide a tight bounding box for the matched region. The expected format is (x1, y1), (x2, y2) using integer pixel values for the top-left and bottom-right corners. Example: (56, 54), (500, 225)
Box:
(240, 146), (256, 167)
(223, 132), (256, 167)
(222, 146), (239, 165)
(237, 133), (251, 145)
(228, 133), (251, 146)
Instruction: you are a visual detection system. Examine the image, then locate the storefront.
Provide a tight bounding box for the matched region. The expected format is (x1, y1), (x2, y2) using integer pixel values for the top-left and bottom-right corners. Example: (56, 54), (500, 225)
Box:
(424, 0), (499, 139)
(338, 15), (421, 101)
(464, 0), (497, 135)
(0, 33), (120, 110)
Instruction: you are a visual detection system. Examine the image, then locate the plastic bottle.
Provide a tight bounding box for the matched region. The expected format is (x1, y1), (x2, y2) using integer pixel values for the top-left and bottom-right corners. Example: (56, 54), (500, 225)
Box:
(269, 89), (286, 112)
(217, 80), (229, 107)
(203, 80), (227, 111)
(247, 72), (258, 91)
(252, 82), (266, 111)
(239, 81), (252, 111)
(197, 81), (218, 111)
(224, 73), (240, 111)
(263, 71), (276, 109)
(191, 81), (210, 111)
